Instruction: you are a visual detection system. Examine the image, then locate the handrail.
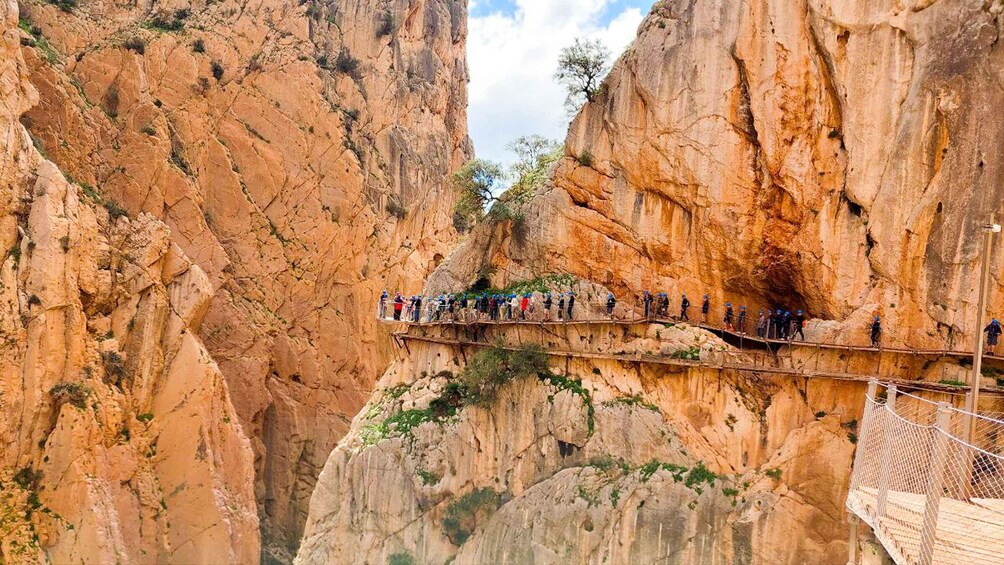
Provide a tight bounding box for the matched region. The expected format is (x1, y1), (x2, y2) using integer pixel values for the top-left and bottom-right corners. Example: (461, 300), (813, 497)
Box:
(375, 311), (1004, 365)
(393, 333), (1004, 397)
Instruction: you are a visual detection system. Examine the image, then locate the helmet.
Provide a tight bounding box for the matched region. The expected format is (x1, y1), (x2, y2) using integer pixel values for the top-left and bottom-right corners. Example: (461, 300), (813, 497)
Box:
(740, 305), (746, 310)
(726, 302), (731, 307)
(874, 315), (880, 320)
(797, 310), (803, 315)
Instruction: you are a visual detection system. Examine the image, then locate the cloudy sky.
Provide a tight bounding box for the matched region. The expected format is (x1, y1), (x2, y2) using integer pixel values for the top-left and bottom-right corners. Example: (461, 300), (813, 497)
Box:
(467, 0), (651, 165)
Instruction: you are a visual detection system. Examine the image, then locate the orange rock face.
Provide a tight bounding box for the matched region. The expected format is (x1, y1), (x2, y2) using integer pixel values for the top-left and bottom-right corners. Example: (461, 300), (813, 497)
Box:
(433, 0), (1004, 352)
(10, 0), (468, 560)
(1, 0), (257, 561)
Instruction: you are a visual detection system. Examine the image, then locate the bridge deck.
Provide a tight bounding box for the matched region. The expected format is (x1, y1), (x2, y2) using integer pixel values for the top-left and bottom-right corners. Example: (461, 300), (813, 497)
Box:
(848, 487), (1004, 565)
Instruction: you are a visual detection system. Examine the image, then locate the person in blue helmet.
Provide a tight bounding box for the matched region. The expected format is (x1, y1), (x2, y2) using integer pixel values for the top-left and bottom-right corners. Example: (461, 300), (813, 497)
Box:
(723, 302), (735, 331)
(985, 318), (1003, 355)
(792, 309), (806, 341)
(870, 315), (882, 347)
(737, 305), (747, 334)
(543, 292), (553, 321)
(643, 291), (654, 319)
(781, 311), (792, 340)
(660, 293), (670, 317)
(557, 293), (565, 321)
(756, 309), (767, 337)
(680, 293), (690, 321)
(567, 291), (576, 320)
(701, 294), (710, 324)
(379, 290), (389, 319)
(607, 292), (617, 318)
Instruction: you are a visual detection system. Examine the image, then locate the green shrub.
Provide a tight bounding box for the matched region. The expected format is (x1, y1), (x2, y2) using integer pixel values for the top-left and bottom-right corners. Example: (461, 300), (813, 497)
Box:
(388, 553), (415, 565)
(386, 201), (407, 219)
(211, 61), (224, 80)
(939, 379), (967, 387)
(103, 198), (128, 220)
(765, 468), (782, 480)
(46, 0), (76, 12)
(376, 12), (395, 37)
(50, 382), (91, 409)
(137, 412), (154, 423)
(145, 14), (184, 32)
(101, 351), (127, 383)
(670, 346), (701, 360)
(123, 37), (146, 54)
(7, 245), (21, 267)
(13, 467), (42, 490)
(443, 488), (501, 545)
(334, 49), (360, 76)
(460, 343), (549, 406)
(577, 150), (594, 167)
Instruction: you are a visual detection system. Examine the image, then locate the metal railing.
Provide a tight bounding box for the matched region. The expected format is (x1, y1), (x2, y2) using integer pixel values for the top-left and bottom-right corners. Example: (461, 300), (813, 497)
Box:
(847, 380), (1004, 564)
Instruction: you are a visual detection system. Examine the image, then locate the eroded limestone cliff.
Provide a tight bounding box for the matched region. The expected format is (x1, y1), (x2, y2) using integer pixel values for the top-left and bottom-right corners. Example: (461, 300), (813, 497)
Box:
(1, 0), (257, 561)
(13, 0), (469, 558)
(297, 323), (864, 564)
(431, 0), (1004, 351)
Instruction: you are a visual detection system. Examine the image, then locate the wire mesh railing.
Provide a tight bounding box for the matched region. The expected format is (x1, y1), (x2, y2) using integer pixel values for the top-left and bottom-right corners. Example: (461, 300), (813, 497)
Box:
(847, 380), (1004, 564)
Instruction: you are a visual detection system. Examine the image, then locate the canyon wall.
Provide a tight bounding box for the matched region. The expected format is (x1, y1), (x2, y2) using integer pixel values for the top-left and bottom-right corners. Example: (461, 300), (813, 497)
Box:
(1, 0), (258, 561)
(297, 323), (877, 564)
(14, 0), (469, 559)
(431, 0), (1004, 351)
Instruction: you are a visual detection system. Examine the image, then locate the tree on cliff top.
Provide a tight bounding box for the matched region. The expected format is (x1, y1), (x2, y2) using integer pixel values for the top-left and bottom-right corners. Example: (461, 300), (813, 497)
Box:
(555, 38), (610, 112)
(452, 159), (506, 232)
(452, 136), (562, 233)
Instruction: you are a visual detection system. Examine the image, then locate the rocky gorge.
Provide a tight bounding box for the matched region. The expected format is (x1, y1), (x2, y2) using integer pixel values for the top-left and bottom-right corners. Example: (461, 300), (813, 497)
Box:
(4, 0), (1004, 563)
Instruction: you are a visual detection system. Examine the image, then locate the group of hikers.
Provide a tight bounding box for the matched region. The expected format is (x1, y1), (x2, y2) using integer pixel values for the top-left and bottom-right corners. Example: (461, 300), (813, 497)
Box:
(379, 291), (579, 323)
(379, 289), (886, 346)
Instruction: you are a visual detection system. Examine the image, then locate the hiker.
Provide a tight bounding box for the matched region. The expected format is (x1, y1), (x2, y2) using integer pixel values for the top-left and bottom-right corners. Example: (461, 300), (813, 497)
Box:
(543, 292), (553, 321)
(414, 295), (423, 323)
(521, 293), (530, 320)
(985, 319), (1003, 355)
(724, 302), (735, 331)
(558, 294), (565, 321)
(870, 315), (882, 348)
(567, 291), (576, 320)
(643, 291), (654, 319)
(792, 310), (806, 341)
(661, 293), (670, 318)
(508, 295), (517, 320)
(701, 294), (710, 324)
(447, 295), (456, 321)
(680, 293), (690, 321)
(606, 293), (617, 318)
(781, 311), (792, 340)
(756, 309), (767, 338)
(379, 290), (389, 318)
(393, 293), (404, 320)
(737, 305), (747, 335)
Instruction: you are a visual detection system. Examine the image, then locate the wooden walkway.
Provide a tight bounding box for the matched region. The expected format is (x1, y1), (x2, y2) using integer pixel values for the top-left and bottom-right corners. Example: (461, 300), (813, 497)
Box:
(378, 315), (1004, 364)
(848, 487), (1004, 564)
(394, 333), (1004, 397)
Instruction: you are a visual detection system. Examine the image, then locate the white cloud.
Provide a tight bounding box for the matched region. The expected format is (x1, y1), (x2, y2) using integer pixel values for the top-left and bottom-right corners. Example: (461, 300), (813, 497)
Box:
(467, 1), (646, 165)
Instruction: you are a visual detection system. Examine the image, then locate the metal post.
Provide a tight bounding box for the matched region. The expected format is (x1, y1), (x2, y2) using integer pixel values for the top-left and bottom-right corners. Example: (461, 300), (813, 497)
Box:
(966, 217), (999, 439)
(918, 402), (953, 565)
(847, 514), (859, 565)
(877, 385), (898, 517)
